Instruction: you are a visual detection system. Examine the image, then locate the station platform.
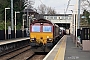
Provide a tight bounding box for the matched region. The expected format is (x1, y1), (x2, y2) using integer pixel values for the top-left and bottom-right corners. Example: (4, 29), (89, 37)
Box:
(0, 37), (30, 45)
(43, 35), (90, 60)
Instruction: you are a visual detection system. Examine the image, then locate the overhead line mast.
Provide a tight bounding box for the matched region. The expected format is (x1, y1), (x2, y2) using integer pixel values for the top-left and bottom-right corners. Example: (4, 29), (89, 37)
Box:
(11, 0), (13, 30)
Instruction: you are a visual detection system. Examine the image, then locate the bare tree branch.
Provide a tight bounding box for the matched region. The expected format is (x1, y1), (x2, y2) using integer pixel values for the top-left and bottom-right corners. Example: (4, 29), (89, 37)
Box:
(81, 0), (90, 13)
(46, 7), (56, 14)
(38, 4), (47, 14)
(37, 4), (56, 14)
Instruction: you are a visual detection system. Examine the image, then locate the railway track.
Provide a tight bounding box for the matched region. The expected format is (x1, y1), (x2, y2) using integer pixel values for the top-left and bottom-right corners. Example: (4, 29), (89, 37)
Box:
(0, 36), (62, 60)
(26, 52), (47, 60)
(0, 45), (47, 60)
(0, 45), (34, 60)
(0, 44), (30, 56)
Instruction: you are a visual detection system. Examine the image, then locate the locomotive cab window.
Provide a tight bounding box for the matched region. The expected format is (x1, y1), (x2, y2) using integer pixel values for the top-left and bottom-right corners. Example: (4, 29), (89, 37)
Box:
(43, 26), (52, 32)
(32, 26), (40, 32)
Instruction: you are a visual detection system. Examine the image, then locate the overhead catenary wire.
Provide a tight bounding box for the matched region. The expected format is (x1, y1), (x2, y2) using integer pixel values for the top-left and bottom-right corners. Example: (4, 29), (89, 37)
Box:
(65, 0), (72, 14)
(64, 0), (72, 29)
(39, 0), (45, 5)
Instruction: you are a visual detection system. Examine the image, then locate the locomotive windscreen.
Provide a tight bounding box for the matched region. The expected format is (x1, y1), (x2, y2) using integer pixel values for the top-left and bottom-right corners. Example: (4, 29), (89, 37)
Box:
(32, 26), (40, 32)
(43, 26), (52, 32)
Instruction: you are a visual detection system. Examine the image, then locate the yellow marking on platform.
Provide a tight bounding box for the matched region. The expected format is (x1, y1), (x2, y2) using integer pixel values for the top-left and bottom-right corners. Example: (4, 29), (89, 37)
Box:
(54, 36), (67, 60)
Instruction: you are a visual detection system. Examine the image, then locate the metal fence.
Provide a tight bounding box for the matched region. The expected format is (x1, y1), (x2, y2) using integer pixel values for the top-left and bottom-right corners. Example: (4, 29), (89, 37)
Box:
(77, 28), (90, 44)
(0, 30), (27, 40)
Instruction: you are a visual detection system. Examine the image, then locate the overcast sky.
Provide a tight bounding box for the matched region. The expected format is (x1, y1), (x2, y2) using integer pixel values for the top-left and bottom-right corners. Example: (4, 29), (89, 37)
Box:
(33, 0), (77, 14)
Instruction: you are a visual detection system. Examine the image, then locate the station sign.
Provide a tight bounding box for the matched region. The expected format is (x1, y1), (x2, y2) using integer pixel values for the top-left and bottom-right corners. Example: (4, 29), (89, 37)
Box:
(8, 26), (11, 34)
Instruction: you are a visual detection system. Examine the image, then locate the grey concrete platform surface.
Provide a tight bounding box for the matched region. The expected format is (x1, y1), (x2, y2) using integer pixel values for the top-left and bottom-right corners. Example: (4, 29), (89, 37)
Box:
(0, 37), (30, 45)
(64, 35), (90, 60)
(43, 36), (66, 60)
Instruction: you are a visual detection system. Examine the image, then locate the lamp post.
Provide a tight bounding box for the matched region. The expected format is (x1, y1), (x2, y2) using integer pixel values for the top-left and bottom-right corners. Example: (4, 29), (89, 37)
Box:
(15, 11), (20, 38)
(22, 14), (26, 37)
(5, 8), (10, 40)
(29, 16), (31, 33)
(70, 10), (75, 35)
(26, 9), (29, 29)
(29, 15), (34, 32)
(70, 10), (77, 43)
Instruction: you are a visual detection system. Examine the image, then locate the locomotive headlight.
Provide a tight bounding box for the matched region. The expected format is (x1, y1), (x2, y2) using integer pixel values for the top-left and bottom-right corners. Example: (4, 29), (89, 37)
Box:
(31, 38), (34, 40)
(41, 23), (43, 25)
(47, 36), (49, 38)
(30, 38), (36, 41)
(48, 38), (52, 40)
(47, 38), (52, 41)
(47, 38), (52, 42)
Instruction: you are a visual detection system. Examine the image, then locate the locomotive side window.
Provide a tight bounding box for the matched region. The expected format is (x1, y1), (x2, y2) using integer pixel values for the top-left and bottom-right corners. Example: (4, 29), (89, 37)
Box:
(32, 26), (40, 32)
(43, 26), (52, 32)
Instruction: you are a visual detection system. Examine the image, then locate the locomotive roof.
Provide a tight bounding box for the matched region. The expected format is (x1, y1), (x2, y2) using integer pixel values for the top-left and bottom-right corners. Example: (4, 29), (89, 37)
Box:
(31, 19), (53, 24)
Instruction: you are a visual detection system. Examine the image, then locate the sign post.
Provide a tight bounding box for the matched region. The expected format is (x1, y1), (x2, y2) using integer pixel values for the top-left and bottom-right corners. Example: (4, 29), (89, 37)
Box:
(8, 26), (11, 39)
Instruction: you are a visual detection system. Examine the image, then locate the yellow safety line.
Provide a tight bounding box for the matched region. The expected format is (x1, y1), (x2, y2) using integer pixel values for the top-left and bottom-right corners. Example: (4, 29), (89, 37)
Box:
(54, 36), (67, 60)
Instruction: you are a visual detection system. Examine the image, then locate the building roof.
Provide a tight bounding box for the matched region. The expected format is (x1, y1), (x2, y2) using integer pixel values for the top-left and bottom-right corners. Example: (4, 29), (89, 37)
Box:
(43, 14), (72, 16)
(22, 9), (38, 14)
(31, 19), (53, 24)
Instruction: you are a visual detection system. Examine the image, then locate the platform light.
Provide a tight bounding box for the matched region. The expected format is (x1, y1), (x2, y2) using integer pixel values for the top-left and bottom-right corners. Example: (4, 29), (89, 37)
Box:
(5, 8), (10, 40)
(15, 11), (20, 38)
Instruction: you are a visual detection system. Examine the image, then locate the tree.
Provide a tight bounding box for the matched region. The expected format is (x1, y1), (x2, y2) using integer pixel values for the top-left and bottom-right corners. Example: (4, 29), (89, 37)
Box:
(81, 0), (90, 13)
(0, 0), (25, 30)
(24, 0), (34, 9)
(37, 4), (47, 14)
(37, 4), (56, 14)
(0, 0), (10, 20)
(82, 10), (90, 25)
(0, 0), (25, 21)
(13, 0), (25, 22)
(46, 7), (56, 14)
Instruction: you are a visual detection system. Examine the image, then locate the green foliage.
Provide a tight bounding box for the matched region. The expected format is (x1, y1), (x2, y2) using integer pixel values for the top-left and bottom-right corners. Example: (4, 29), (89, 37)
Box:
(0, 20), (22, 30)
(0, 0), (25, 30)
(16, 22), (22, 30)
(0, 0), (25, 20)
(0, 20), (11, 30)
(83, 10), (90, 25)
(0, 0), (10, 20)
(0, 21), (5, 30)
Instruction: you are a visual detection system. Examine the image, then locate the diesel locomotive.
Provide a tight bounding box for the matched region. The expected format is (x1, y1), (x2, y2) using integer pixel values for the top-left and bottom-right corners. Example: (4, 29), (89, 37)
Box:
(30, 19), (60, 52)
